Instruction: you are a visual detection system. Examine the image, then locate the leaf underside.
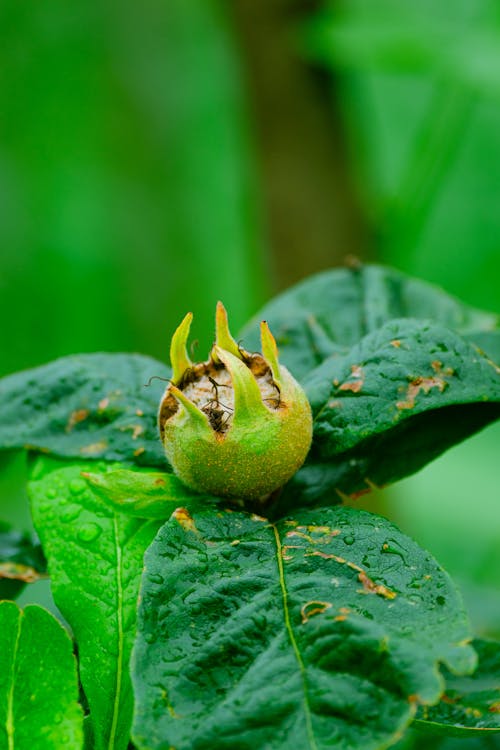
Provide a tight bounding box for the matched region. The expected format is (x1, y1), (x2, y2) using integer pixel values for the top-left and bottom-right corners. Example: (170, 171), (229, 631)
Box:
(28, 458), (164, 750)
(0, 601), (83, 750)
(132, 505), (475, 750)
(415, 638), (500, 736)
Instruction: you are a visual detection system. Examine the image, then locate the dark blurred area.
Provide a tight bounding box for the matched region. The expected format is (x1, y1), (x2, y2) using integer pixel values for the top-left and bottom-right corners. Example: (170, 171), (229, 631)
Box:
(1, 1), (500, 729)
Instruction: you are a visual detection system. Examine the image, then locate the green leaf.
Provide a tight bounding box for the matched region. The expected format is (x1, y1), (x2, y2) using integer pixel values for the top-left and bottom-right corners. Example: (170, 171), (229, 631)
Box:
(240, 265), (499, 381)
(415, 638), (500, 736)
(0, 601), (83, 750)
(82, 468), (212, 519)
(0, 522), (47, 600)
(28, 459), (165, 750)
(132, 505), (475, 750)
(277, 318), (500, 509)
(0, 353), (169, 468)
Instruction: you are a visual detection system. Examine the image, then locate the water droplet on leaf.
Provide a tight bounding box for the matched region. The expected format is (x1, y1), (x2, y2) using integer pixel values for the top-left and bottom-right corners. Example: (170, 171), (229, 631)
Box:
(77, 523), (102, 543)
(148, 573), (164, 585)
(69, 479), (86, 495)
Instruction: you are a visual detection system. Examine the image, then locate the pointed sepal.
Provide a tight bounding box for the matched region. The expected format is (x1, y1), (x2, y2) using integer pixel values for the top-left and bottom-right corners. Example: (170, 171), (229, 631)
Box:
(214, 346), (269, 425)
(260, 321), (282, 389)
(212, 301), (241, 362)
(170, 312), (193, 384)
(168, 384), (213, 436)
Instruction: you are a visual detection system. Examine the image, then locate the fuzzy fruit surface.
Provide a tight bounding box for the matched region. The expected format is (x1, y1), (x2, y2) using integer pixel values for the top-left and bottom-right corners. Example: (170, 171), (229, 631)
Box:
(158, 304), (313, 502)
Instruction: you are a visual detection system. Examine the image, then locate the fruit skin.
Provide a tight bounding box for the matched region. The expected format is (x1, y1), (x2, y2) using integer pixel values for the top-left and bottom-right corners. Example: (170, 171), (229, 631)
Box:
(158, 303), (313, 502)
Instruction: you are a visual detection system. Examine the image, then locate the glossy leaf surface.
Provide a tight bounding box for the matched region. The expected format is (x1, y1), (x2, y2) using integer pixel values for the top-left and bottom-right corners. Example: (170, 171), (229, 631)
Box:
(0, 354), (169, 467)
(240, 265), (499, 381)
(0, 602), (83, 750)
(415, 638), (500, 736)
(28, 459), (163, 750)
(277, 318), (500, 509)
(132, 505), (475, 750)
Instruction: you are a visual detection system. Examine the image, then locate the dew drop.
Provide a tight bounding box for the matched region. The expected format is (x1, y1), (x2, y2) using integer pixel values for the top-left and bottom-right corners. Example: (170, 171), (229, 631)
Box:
(69, 479), (86, 496)
(343, 535), (355, 546)
(61, 507), (81, 523)
(77, 523), (102, 544)
(148, 573), (164, 585)
(381, 538), (406, 561)
(46, 488), (57, 499)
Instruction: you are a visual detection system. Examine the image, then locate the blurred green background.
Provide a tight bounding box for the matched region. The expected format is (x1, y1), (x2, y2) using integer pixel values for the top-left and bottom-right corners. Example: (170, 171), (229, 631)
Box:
(1, 0), (499, 733)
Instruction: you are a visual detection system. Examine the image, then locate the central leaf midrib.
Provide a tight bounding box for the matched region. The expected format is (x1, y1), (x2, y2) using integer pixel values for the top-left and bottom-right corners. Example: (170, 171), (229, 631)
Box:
(6, 609), (22, 750)
(108, 515), (124, 750)
(272, 523), (317, 750)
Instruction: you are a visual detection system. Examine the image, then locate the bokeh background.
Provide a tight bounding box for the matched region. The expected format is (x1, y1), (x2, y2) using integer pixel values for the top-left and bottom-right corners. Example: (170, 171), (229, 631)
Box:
(1, 2), (499, 742)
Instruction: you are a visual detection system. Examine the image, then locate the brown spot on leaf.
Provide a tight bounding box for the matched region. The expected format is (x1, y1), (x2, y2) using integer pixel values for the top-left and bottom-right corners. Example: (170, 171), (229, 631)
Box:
(136, 409), (144, 417)
(358, 571), (396, 599)
(282, 544), (302, 561)
(173, 507), (198, 533)
(153, 477), (166, 486)
(133, 447), (145, 457)
(301, 600), (332, 624)
(0, 562), (48, 583)
(339, 364), (365, 393)
(489, 701), (500, 714)
(119, 424), (144, 440)
(334, 606), (351, 622)
(339, 380), (363, 393)
(397, 373), (448, 410)
(390, 340), (401, 348)
(98, 398), (109, 411)
(66, 409), (90, 433)
(80, 440), (108, 456)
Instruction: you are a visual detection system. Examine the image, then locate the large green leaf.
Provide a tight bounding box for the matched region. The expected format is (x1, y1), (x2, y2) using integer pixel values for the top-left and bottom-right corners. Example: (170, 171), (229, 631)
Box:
(415, 638), (500, 736)
(132, 505), (475, 750)
(0, 522), (47, 600)
(276, 318), (500, 510)
(0, 354), (169, 467)
(0, 601), (83, 750)
(28, 459), (166, 750)
(240, 265), (499, 381)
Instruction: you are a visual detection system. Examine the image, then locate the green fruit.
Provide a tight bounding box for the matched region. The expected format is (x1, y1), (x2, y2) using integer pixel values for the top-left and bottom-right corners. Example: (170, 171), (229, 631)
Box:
(158, 302), (312, 502)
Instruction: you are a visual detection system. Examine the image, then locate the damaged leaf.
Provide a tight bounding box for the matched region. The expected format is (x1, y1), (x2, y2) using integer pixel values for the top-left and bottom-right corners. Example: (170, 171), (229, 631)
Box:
(415, 638), (500, 735)
(132, 505), (475, 750)
(239, 264), (500, 380)
(278, 319), (500, 509)
(0, 353), (169, 468)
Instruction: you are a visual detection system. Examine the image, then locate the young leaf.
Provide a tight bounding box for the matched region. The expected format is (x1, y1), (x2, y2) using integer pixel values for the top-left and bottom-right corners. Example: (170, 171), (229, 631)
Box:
(132, 505), (475, 750)
(0, 522), (47, 600)
(82, 468), (209, 519)
(0, 601), (83, 750)
(0, 353), (169, 468)
(28, 459), (166, 750)
(278, 318), (500, 509)
(240, 264), (499, 381)
(414, 638), (500, 736)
